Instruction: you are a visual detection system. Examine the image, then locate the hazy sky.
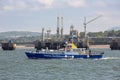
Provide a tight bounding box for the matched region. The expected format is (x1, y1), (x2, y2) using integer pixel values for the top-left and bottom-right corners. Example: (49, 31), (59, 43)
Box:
(0, 0), (120, 34)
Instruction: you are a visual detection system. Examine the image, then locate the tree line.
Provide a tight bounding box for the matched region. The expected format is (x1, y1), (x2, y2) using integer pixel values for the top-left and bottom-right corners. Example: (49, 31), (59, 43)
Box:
(80, 30), (120, 38)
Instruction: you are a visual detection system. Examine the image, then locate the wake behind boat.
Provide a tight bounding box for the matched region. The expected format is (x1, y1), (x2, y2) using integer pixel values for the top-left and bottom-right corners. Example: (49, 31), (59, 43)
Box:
(25, 43), (104, 59)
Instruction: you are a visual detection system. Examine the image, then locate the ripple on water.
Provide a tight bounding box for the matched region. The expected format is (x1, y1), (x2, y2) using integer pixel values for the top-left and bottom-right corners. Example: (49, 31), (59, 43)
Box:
(0, 48), (120, 80)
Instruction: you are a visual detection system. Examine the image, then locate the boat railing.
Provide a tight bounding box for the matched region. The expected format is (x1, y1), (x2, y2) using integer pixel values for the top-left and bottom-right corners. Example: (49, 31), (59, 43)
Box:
(47, 48), (86, 54)
(40, 49), (64, 54)
(36, 47), (104, 55)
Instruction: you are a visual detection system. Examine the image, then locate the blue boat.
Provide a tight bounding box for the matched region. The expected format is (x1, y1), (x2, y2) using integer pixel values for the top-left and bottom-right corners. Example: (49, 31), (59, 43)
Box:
(25, 50), (104, 59)
(25, 43), (104, 59)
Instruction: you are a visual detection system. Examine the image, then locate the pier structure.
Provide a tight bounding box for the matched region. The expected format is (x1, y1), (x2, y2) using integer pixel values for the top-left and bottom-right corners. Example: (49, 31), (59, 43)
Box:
(34, 17), (94, 50)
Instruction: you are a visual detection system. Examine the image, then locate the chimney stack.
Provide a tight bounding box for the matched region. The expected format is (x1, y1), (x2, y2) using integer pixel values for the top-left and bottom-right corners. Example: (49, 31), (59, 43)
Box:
(57, 17), (60, 39)
(61, 17), (63, 38)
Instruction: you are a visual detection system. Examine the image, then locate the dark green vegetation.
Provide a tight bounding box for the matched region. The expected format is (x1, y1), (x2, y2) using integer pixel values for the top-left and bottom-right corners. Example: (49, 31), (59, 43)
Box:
(0, 31), (41, 44)
(80, 30), (120, 38)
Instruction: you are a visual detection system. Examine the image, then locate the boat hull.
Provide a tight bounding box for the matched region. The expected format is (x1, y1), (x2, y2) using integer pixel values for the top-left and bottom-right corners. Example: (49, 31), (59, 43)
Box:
(25, 51), (103, 59)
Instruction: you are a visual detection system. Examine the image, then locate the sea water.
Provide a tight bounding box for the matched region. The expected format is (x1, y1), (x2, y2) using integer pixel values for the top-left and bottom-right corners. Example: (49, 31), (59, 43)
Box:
(0, 48), (120, 80)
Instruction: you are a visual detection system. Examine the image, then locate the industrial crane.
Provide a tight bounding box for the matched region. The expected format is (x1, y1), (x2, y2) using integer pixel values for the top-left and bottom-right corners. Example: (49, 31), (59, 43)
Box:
(84, 15), (102, 38)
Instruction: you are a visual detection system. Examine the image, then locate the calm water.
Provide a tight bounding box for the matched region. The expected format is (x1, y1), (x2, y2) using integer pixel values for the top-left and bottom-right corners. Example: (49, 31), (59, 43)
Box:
(0, 48), (120, 80)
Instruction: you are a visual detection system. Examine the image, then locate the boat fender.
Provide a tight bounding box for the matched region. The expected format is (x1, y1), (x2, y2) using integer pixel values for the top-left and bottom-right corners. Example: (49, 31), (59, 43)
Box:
(87, 54), (90, 58)
(65, 55), (67, 58)
(78, 52), (83, 54)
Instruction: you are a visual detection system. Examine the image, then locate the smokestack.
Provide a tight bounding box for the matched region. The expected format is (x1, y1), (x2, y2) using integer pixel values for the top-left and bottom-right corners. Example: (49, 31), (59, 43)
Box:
(57, 17), (60, 39)
(61, 17), (63, 38)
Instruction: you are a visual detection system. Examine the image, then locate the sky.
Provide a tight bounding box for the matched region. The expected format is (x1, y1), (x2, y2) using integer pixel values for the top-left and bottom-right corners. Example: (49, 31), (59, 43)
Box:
(0, 0), (120, 34)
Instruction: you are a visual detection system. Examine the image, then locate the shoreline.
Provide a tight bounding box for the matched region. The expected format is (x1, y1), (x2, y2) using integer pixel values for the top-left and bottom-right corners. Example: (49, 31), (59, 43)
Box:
(16, 45), (34, 49)
(89, 45), (110, 48)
